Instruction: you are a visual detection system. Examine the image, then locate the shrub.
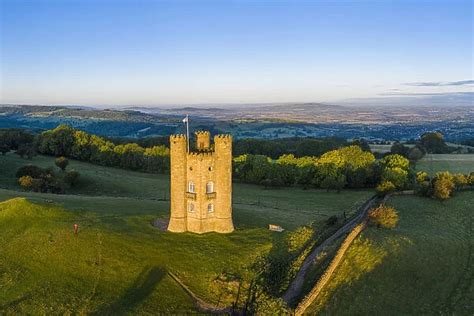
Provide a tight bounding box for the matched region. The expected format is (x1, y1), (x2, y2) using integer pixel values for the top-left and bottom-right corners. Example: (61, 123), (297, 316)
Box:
(16, 165), (46, 179)
(368, 205), (398, 228)
(0, 142), (9, 155)
(453, 173), (468, 190)
(18, 176), (34, 189)
(416, 180), (432, 197)
(433, 171), (455, 200)
(55, 156), (69, 171)
(415, 171), (429, 184)
(64, 170), (80, 187)
(15, 144), (36, 159)
(376, 180), (396, 195)
(468, 172), (474, 186)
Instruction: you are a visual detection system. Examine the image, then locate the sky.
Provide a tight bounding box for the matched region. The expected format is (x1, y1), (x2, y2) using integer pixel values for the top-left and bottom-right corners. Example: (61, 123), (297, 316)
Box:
(0, 0), (472, 106)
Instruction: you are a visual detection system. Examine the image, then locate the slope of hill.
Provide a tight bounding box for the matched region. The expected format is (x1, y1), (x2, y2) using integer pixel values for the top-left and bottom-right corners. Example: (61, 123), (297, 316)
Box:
(305, 192), (474, 315)
(0, 153), (372, 313)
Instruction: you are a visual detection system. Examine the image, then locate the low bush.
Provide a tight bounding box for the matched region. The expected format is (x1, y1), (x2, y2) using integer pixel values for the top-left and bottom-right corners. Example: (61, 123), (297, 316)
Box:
(16, 165), (48, 179)
(15, 164), (80, 194)
(376, 180), (396, 195)
(433, 172), (455, 201)
(55, 156), (69, 171)
(368, 205), (398, 229)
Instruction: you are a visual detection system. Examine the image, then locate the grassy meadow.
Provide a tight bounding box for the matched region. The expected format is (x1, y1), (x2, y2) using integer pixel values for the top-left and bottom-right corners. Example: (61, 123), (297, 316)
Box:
(0, 152), (372, 313)
(305, 192), (474, 315)
(415, 154), (474, 175)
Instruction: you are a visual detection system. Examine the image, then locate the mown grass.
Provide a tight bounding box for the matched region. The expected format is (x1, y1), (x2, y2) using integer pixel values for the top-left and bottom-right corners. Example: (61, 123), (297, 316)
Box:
(415, 153), (474, 175)
(0, 153), (372, 313)
(305, 192), (474, 315)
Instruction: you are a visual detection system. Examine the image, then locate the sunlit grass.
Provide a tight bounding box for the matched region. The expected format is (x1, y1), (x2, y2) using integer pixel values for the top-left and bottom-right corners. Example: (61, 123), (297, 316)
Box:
(0, 153), (373, 313)
(305, 192), (474, 315)
(416, 154), (474, 175)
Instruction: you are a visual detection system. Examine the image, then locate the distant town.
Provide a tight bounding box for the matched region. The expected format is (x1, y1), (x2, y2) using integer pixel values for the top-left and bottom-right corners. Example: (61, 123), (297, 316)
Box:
(1, 104), (473, 142)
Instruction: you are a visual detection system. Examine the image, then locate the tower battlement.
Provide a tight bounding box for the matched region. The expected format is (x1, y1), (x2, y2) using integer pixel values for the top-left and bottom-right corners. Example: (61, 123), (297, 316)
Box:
(168, 131), (234, 234)
(188, 151), (214, 157)
(170, 134), (186, 140)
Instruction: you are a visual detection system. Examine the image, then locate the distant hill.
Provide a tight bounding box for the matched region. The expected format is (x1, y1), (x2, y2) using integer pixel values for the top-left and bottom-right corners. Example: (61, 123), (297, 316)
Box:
(1, 104), (473, 141)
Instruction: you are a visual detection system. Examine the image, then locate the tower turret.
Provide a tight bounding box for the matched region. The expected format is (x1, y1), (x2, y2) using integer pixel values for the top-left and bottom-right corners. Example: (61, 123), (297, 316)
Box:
(195, 131), (211, 150)
(168, 134), (187, 232)
(213, 135), (234, 233)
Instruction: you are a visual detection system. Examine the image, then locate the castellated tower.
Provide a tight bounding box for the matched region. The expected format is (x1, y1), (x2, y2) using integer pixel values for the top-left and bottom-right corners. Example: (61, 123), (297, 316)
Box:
(168, 131), (234, 234)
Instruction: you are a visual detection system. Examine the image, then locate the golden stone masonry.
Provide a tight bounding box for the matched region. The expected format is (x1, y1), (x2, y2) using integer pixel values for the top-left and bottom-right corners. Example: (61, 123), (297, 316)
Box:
(168, 131), (234, 233)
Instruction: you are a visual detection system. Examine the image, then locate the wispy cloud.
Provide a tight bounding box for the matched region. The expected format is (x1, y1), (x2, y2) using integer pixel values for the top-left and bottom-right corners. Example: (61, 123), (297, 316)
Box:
(379, 91), (474, 96)
(404, 80), (474, 87)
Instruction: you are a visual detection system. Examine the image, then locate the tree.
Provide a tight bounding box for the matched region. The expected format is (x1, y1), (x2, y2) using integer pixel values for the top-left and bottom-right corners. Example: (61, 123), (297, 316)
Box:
(390, 142), (409, 157)
(320, 166), (346, 193)
(368, 205), (398, 228)
(351, 139), (371, 152)
(433, 171), (455, 200)
(15, 144), (36, 159)
(0, 139), (9, 155)
(420, 132), (448, 154)
(408, 146), (425, 163)
(37, 125), (75, 156)
(378, 154), (410, 190)
(55, 156), (69, 171)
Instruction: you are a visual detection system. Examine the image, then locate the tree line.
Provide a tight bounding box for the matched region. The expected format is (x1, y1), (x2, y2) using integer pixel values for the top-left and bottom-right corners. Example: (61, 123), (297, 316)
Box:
(233, 146), (391, 191)
(1, 125), (170, 173)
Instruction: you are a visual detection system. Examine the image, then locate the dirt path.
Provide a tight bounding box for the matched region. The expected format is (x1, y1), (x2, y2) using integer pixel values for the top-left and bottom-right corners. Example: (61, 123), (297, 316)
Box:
(282, 195), (380, 305)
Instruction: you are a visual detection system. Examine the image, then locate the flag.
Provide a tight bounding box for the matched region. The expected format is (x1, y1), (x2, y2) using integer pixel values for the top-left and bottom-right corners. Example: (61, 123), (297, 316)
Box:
(182, 115), (188, 123)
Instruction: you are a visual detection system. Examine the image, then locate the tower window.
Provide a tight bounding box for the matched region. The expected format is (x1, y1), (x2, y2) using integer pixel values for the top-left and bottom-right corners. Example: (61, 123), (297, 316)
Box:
(207, 204), (214, 213)
(188, 203), (194, 212)
(206, 181), (214, 193)
(188, 181), (195, 193)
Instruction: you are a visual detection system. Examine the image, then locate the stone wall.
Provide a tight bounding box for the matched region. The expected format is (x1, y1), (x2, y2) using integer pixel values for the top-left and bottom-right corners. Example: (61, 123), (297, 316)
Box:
(294, 221), (367, 316)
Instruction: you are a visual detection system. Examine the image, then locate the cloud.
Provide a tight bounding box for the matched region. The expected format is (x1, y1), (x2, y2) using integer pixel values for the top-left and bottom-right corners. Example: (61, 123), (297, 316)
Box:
(404, 80), (474, 87)
(379, 91), (474, 97)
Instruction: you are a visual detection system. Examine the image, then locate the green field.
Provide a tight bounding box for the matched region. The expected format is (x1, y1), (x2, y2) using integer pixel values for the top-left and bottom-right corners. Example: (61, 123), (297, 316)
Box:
(0, 153), (372, 313)
(416, 154), (474, 175)
(305, 192), (474, 315)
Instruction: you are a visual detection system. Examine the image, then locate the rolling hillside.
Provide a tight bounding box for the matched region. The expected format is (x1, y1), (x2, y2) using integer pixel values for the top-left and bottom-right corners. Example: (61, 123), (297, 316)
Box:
(0, 153), (372, 313)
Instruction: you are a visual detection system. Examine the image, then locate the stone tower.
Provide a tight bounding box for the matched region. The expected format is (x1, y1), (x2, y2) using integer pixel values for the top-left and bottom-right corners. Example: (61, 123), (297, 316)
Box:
(168, 131), (234, 234)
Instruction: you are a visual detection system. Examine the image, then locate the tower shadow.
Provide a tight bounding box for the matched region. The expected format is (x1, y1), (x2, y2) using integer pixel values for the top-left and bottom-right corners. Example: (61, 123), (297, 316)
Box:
(93, 266), (166, 315)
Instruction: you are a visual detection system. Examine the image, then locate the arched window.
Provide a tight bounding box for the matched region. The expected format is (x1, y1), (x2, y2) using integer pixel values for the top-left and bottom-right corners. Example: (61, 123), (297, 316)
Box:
(206, 181), (214, 193)
(188, 203), (194, 212)
(188, 181), (195, 193)
(207, 203), (214, 213)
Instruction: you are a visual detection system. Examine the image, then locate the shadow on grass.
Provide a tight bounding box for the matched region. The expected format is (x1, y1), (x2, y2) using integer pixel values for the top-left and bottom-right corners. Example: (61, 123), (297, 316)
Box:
(93, 266), (166, 315)
(0, 293), (33, 311)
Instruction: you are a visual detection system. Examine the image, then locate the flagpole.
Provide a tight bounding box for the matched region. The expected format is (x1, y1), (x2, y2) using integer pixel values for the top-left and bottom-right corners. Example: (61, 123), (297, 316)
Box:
(186, 115), (190, 153)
